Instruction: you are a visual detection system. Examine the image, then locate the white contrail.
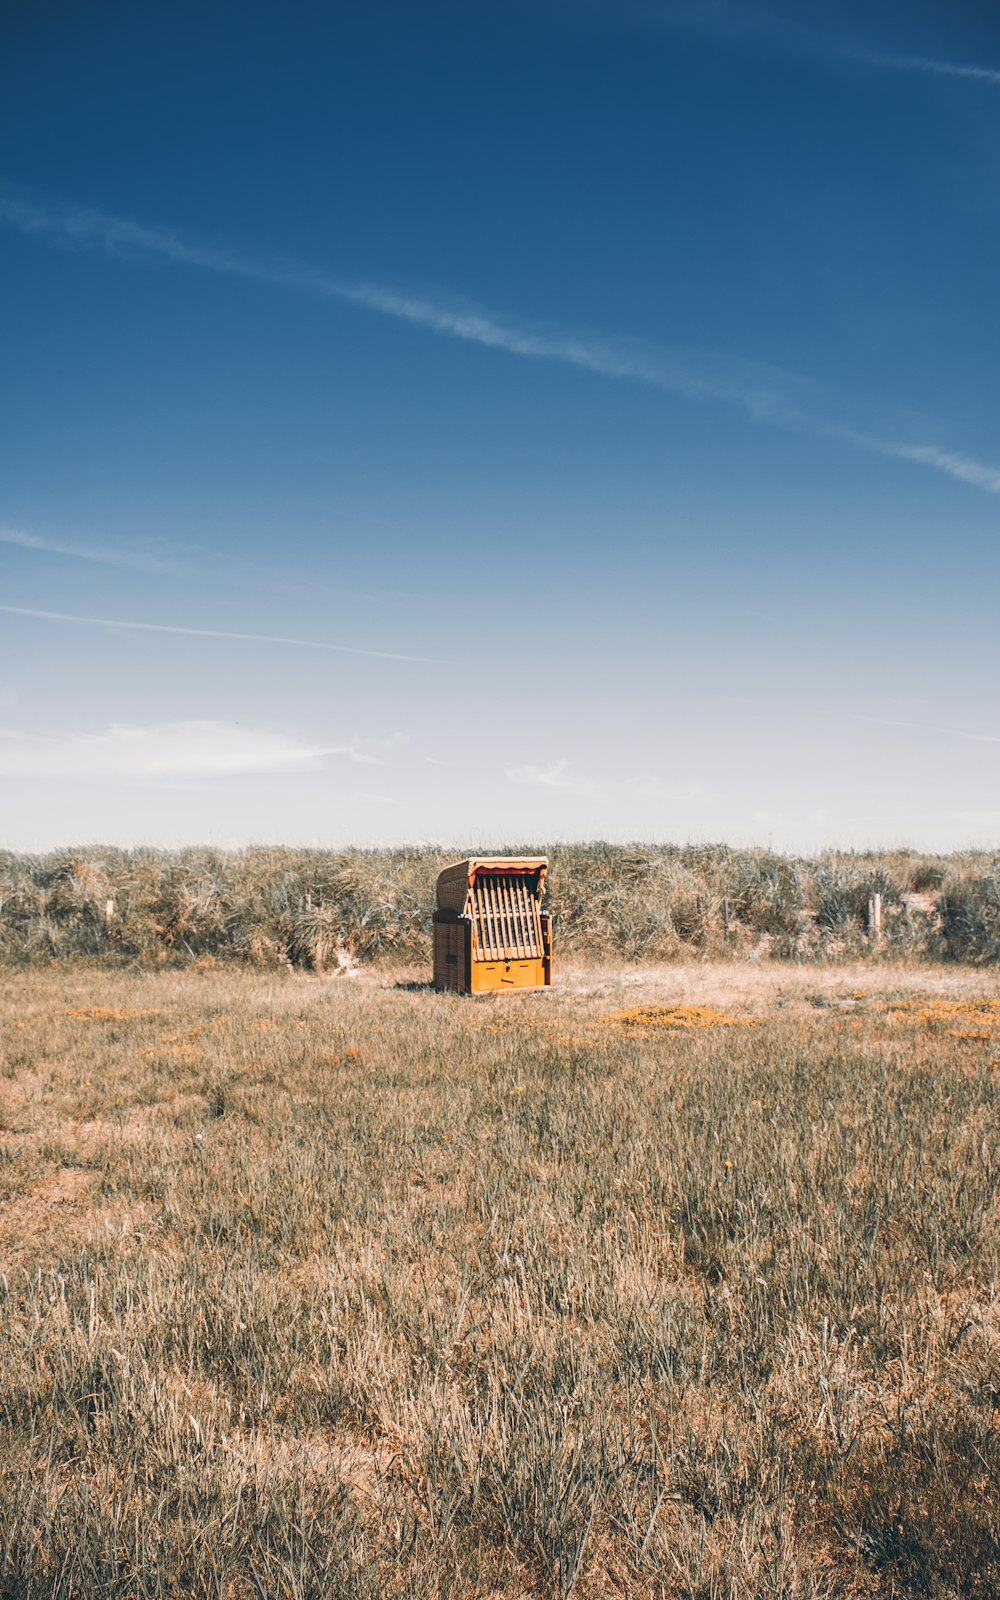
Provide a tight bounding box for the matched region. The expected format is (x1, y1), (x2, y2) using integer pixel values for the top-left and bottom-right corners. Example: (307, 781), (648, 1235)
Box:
(0, 605), (444, 664)
(3, 188), (999, 495)
(853, 49), (1000, 88)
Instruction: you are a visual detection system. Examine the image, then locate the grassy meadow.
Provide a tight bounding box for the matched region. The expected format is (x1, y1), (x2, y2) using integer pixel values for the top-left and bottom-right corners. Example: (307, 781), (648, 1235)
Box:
(1, 956), (998, 1598)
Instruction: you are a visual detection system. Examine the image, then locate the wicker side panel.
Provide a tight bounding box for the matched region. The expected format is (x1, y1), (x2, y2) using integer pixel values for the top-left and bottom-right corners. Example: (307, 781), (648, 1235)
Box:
(433, 911), (470, 991)
(435, 862), (473, 915)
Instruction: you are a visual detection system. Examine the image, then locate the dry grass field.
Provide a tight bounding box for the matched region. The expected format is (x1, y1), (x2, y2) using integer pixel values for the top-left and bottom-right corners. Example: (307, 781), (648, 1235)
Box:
(1, 959), (998, 1598)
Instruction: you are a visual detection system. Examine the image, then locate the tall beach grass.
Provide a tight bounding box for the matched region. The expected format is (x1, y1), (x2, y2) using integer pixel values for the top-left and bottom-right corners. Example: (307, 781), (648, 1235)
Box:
(0, 843), (998, 969)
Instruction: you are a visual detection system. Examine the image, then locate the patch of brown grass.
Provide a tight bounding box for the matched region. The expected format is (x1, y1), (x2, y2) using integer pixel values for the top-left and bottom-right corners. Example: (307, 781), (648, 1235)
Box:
(0, 961), (997, 1598)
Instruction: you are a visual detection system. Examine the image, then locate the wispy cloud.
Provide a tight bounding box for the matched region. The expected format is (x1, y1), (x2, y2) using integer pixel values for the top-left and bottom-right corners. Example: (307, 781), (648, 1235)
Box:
(507, 760), (609, 802)
(0, 519), (401, 612)
(0, 604), (444, 664)
(2, 186), (999, 497)
(0, 720), (409, 781)
(855, 712), (1000, 746)
(717, 694), (1000, 748)
(0, 720), (329, 781)
(0, 525), (190, 575)
(852, 49), (1000, 89)
(337, 733), (410, 765)
(606, 3), (1000, 92)
(879, 444), (1000, 496)
(590, 5), (1000, 91)
(507, 758), (700, 803)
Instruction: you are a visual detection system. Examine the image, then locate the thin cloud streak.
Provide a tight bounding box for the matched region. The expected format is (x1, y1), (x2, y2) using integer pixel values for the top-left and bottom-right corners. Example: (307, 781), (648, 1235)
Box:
(718, 696), (1000, 748)
(0, 605), (444, 664)
(2, 187), (999, 496)
(0, 721), (409, 780)
(0, 720), (330, 780)
(507, 758), (701, 803)
(852, 712), (1000, 746)
(884, 444), (1000, 496)
(598, 7), (1000, 90)
(852, 49), (1000, 88)
(0, 520), (393, 610)
(0, 524), (188, 576)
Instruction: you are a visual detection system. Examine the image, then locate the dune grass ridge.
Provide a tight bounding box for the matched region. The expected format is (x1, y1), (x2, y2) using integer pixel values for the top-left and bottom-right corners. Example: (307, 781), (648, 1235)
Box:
(1, 843), (998, 969)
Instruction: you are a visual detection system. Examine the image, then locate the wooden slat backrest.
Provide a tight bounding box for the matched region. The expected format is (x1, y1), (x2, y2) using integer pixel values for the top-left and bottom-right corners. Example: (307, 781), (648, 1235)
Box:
(482, 880), (496, 960)
(498, 879), (510, 954)
(530, 879), (544, 953)
(511, 875), (526, 956)
(485, 876), (499, 958)
(469, 870), (544, 962)
(498, 876), (512, 957)
(512, 870), (528, 953)
(505, 883), (521, 953)
(470, 883), (480, 956)
(472, 882), (484, 958)
(477, 878), (490, 959)
(515, 879), (530, 957)
(516, 877), (536, 956)
(475, 881), (491, 959)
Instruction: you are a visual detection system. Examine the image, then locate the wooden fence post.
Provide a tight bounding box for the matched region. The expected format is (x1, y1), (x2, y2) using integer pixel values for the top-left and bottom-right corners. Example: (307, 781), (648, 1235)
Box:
(868, 893), (882, 938)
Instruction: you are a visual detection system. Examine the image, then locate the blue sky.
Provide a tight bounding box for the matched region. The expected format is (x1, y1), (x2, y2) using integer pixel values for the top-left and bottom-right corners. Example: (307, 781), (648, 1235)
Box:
(2, 0), (999, 851)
